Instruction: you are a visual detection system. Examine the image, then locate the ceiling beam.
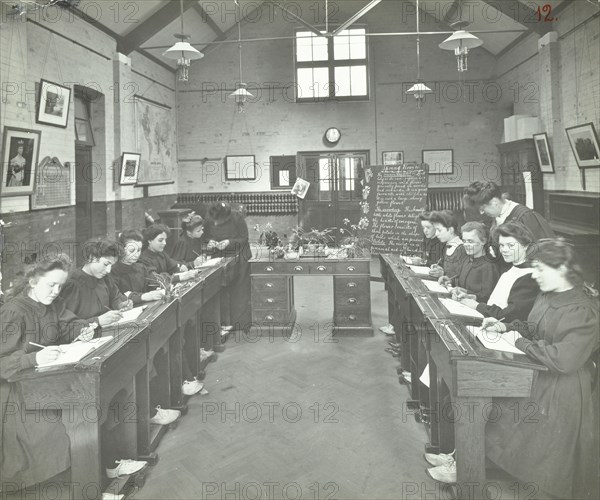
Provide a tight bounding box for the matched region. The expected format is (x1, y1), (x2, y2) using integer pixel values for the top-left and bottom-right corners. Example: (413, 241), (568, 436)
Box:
(201, 1), (269, 56)
(267, 0), (324, 37)
(118, 0), (199, 55)
(332, 0), (383, 36)
(194, 3), (227, 41)
(479, 0), (553, 36)
(442, 0), (461, 25)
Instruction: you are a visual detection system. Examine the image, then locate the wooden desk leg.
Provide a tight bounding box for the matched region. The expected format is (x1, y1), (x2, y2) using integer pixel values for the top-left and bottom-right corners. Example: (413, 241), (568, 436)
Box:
(169, 326), (184, 409)
(62, 406), (102, 500)
(136, 367), (152, 459)
(454, 395), (490, 500)
(201, 295), (221, 350)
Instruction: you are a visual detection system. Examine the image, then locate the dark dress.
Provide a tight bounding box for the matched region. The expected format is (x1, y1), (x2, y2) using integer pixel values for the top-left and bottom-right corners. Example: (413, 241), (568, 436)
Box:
(455, 255), (499, 302)
(0, 295), (88, 489)
(110, 261), (156, 305)
(440, 238), (468, 280)
(171, 234), (205, 268)
(139, 249), (185, 283)
(486, 287), (599, 499)
(492, 203), (556, 241)
(59, 268), (127, 323)
(203, 212), (252, 330)
(475, 263), (539, 322)
(423, 236), (445, 267)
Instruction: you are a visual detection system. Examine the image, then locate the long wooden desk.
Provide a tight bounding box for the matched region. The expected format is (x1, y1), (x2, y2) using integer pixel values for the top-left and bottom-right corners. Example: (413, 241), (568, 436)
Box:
(249, 256), (373, 336)
(8, 257), (237, 500)
(380, 254), (546, 499)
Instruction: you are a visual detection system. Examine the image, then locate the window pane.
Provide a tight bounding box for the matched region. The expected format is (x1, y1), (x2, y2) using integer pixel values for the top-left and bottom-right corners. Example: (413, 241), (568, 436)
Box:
(348, 29), (366, 59)
(296, 31), (313, 62)
(333, 33), (350, 60)
(312, 34), (328, 61)
(74, 96), (88, 119)
(319, 158), (332, 199)
(297, 67), (329, 99)
(351, 65), (368, 95)
(334, 67), (351, 96)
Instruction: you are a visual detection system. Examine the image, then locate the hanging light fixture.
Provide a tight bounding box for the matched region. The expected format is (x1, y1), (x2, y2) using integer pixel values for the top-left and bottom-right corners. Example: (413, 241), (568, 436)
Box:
(163, 0), (204, 82)
(439, 21), (483, 72)
(406, 0), (432, 108)
(229, 0), (253, 112)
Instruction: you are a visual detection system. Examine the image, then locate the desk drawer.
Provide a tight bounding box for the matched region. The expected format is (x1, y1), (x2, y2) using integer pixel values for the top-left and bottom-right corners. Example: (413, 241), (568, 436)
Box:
(251, 262), (305, 274)
(334, 277), (370, 297)
(252, 294), (289, 308)
(252, 309), (293, 324)
(308, 262), (334, 274)
(334, 295), (370, 308)
(251, 276), (288, 293)
(334, 308), (371, 326)
(333, 261), (370, 275)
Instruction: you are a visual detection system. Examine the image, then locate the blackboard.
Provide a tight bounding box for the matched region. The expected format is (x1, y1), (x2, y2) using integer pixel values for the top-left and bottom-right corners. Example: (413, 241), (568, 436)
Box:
(365, 163), (428, 255)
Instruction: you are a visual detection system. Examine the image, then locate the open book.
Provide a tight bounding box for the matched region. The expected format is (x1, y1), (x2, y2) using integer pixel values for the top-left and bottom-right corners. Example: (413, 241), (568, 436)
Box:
(439, 298), (484, 319)
(466, 326), (524, 354)
(197, 257), (223, 268)
(421, 279), (450, 294)
(407, 264), (431, 276)
(36, 336), (113, 368)
(401, 255), (424, 266)
(112, 305), (147, 326)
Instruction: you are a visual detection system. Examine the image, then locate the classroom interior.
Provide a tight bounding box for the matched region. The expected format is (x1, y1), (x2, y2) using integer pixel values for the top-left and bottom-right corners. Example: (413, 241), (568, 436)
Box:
(1, 0), (599, 499)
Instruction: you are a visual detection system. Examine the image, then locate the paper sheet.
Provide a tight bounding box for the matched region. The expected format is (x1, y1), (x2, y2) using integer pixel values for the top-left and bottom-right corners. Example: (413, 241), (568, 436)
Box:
(197, 257), (223, 268)
(113, 305), (147, 325)
(421, 279), (450, 294)
(36, 336), (113, 368)
(419, 363), (430, 388)
(523, 171), (534, 209)
(407, 264), (431, 276)
(466, 326), (524, 354)
(439, 298), (484, 319)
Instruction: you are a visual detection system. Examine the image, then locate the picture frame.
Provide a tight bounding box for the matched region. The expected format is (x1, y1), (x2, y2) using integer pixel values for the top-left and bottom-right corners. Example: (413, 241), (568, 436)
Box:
(36, 79), (71, 128)
(565, 122), (600, 169)
(225, 155), (257, 181)
(119, 152), (141, 185)
(0, 126), (41, 197)
(422, 149), (453, 175)
(533, 132), (554, 173)
(291, 177), (310, 199)
(270, 155), (297, 189)
(382, 151), (404, 166)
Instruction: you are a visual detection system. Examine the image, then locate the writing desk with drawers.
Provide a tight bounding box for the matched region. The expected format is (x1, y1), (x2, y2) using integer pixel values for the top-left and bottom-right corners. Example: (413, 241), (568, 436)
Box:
(249, 256), (373, 336)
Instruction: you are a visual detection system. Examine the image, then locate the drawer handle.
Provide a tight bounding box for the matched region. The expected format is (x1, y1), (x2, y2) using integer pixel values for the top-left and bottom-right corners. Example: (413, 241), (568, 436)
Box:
(265, 266), (274, 272)
(346, 266), (356, 272)
(267, 298), (274, 304)
(347, 282), (357, 288)
(265, 315), (274, 321)
(293, 266), (304, 272)
(348, 314), (357, 321)
(266, 283), (274, 288)
(316, 265), (327, 272)
(347, 298), (357, 305)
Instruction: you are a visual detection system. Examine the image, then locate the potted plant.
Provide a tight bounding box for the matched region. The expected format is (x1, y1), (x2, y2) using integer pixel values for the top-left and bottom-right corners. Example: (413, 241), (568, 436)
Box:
(339, 217), (372, 258)
(290, 226), (335, 254)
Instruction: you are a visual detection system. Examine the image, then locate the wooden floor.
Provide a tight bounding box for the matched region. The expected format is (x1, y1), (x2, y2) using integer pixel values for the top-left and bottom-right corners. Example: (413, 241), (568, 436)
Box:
(136, 270), (520, 500)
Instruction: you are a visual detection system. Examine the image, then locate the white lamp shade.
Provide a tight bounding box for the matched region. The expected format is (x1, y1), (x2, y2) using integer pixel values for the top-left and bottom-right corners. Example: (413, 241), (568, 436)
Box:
(163, 42), (204, 60)
(406, 83), (433, 95)
(439, 30), (483, 51)
(229, 87), (254, 99)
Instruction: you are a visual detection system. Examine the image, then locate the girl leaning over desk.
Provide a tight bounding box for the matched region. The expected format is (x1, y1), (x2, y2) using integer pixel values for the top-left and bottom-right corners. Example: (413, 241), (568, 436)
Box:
(482, 239), (599, 499)
(0, 254), (94, 493)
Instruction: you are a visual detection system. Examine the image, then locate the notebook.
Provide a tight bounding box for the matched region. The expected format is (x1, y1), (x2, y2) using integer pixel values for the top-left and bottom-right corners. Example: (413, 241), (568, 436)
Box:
(36, 336), (113, 368)
(197, 257), (223, 268)
(112, 305), (147, 326)
(439, 298), (484, 319)
(407, 264), (431, 276)
(421, 279), (450, 294)
(466, 326), (524, 354)
(401, 255), (423, 265)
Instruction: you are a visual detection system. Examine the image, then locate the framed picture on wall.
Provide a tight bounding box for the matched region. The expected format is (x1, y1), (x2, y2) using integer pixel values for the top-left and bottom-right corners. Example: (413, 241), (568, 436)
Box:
(270, 155), (296, 189)
(119, 152), (141, 185)
(533, 133), (554, 173)
(36, 79), (71, 128)
(422, 149), (453, 175)
(0, 126), (41, 197)
(225, 155), (257, 181)
(382, 151), (404, 166)
(565, 122), (600, 168)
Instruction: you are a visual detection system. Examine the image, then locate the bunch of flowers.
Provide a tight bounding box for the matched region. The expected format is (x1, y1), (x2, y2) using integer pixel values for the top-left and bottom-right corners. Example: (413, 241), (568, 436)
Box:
(339, 217), (372, 257)
(147, 272), (174, 301)
(254, 223), (282, 249)
(290, 226), (335, 249)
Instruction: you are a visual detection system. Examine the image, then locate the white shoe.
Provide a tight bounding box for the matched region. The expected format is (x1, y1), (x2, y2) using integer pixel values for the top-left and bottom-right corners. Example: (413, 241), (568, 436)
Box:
(106, 459), (147, 478)
(149, 405), (180, 425)
(402, 370), (412, 383)
(424, 450), (455, 467)
(200, 388), (209, 395)
(427, 461), (457, 484)
(221, 325), (233, 331)
(182, 377), (203, 396)
(102, 494), (124, 500)
(200, 348), (215, 362)
(379, 324), (395, 335)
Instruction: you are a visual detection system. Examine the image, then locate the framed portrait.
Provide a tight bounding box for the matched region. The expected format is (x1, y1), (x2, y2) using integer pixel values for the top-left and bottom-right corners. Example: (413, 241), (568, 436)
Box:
(1, 127), (41, 197)
(565, 123), (600, 169)
(225, 155), (257, 181)
(291, 177), (310, 199)
(36, 79), (71, 128)
(422, 149), (453, 175)
(119, 152), (141, 185)
(382, 151), (404, 166)
(533, 132), (554, 173)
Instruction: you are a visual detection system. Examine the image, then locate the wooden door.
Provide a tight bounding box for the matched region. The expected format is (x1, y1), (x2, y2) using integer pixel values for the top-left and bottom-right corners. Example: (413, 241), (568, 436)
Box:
(75, 147), (93, 264)
(297, 151), (369, 244)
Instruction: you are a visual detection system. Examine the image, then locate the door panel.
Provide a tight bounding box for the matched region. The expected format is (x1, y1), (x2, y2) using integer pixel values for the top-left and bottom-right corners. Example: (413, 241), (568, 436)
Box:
(75, 147), (93, 264)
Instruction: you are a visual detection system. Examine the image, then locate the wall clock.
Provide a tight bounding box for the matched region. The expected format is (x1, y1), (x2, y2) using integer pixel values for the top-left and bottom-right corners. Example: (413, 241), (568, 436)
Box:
(324, 127), (341, 145)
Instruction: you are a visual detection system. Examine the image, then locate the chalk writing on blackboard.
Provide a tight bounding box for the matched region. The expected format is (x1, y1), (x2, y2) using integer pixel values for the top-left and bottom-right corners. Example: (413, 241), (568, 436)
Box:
(365, 163), (428, 255)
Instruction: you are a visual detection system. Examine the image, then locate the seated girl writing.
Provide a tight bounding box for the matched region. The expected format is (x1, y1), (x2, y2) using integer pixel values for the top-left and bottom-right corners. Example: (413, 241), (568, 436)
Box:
(171, 212), (208, 267)
(427, 210), (466, 280)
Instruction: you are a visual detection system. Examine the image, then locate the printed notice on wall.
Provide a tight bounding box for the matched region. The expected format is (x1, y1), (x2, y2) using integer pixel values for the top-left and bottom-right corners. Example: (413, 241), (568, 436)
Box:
(365, 163), (428, 255)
